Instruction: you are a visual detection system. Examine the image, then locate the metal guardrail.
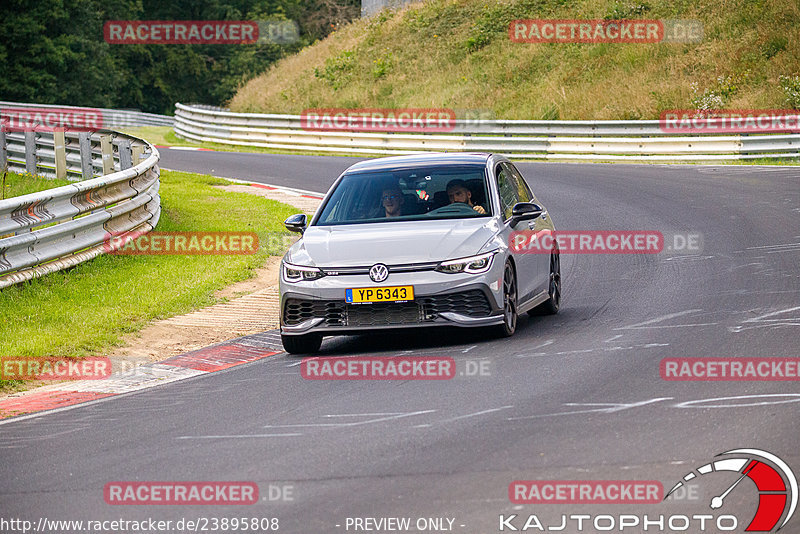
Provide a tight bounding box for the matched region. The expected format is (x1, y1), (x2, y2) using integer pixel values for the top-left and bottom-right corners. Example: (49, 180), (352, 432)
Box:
(0, 130), (161, 289)
(174, 103), (800, 161)
(3, 129), (151, 181)
(362, 0), (414, 17)
(0, 100), (173, 129)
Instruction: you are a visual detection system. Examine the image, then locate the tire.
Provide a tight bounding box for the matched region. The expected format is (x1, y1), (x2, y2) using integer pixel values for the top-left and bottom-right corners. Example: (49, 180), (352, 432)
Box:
(529, 249), (561, 316)
(281, 333), (322, 355)
(495, 261), (518, 337)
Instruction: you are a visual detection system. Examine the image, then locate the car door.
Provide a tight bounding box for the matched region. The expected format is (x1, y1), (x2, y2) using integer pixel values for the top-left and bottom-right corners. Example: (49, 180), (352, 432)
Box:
(495, 162), (538, 302)
(504, 161), (551, 294)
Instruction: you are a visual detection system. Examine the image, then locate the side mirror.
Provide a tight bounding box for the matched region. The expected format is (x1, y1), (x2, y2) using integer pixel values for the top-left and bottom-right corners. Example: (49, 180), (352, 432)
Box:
(510, 202), (543, 225)
(284, 213), (307, 233)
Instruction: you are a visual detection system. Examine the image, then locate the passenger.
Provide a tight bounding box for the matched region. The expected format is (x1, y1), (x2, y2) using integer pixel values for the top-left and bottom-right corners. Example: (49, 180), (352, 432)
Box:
(380, 186), (404, 217)
(446, 179), (486, 214)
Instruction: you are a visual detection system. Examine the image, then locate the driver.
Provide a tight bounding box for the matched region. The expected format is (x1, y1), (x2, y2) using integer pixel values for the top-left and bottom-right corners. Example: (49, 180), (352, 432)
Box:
(446, 179), (486, 214)
(380, 186), (404, 218)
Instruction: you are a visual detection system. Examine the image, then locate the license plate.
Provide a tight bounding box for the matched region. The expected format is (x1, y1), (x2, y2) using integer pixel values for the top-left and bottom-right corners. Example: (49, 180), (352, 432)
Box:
(345, 286), (414, 304)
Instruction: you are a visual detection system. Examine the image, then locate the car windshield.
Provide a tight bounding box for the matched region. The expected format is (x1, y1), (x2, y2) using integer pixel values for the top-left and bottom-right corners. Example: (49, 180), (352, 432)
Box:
(314, 165), (491, 226)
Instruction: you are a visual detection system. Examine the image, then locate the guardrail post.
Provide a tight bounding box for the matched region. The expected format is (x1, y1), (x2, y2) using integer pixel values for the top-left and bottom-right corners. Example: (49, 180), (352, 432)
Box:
(0, 129), (6, 171)
(53, 129), (67, 180)
(78, 132), (93, 180)
(131, 144), (143, 166)
(25, 131), (37, 174)
(118, 139), (132, 170)
(100, 134), (114, 175)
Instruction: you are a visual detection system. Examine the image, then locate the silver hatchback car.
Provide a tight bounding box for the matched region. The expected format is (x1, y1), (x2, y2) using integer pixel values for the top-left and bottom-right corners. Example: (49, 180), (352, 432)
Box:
(279, 153), (560, 354)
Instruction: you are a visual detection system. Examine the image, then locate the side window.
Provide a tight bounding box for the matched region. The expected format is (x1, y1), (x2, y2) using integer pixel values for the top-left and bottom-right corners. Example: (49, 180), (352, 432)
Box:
(496, 164), (520, 220)
(503, 162), (533, 203)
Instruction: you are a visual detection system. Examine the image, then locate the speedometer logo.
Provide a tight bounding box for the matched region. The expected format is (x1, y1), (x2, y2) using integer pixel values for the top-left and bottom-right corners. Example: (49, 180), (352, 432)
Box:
(665, 449), (797, 532)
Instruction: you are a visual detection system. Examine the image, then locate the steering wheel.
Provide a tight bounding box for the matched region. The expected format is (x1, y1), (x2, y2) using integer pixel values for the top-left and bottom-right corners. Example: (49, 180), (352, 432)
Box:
(427, 202), (478, 215)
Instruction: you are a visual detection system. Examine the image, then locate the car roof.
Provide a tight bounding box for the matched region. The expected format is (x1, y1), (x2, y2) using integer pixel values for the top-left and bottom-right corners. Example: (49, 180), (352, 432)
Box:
(345, 153), (492, 173)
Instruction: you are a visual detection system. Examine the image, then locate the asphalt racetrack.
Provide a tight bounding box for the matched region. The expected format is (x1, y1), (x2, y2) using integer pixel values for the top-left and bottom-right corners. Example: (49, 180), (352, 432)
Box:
(2, 149), (799, 533)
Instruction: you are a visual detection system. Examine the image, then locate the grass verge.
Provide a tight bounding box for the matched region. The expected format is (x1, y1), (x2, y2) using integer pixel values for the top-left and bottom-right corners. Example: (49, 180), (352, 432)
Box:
(230, 0), (800, 120)
(0, 169), (297, 392)
(2, 171), (74, 199)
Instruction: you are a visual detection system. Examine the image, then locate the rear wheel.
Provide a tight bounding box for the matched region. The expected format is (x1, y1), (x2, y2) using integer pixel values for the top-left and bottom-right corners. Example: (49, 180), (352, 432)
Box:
(529, 249), (560, 316)
(495, 262), (518, 337)
(281, 333), (322, 355)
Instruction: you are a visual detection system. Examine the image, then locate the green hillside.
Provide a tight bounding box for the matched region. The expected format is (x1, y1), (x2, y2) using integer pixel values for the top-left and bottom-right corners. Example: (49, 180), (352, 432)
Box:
(229, 0), (800, 119)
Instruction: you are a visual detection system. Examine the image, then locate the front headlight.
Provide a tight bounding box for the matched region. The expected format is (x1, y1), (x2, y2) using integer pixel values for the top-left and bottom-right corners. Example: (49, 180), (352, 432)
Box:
(283, 262), (325, 282)
(435, 251), (497, 274)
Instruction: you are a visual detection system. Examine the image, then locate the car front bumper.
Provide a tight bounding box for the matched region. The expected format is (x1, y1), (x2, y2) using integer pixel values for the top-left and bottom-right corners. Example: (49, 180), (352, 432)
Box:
(279, 264), (506, 336)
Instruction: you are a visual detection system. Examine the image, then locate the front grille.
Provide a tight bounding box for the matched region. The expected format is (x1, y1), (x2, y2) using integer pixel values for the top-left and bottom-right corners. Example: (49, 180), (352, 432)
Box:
(283, 289), (492, 328)
(347, 301), (422, 326)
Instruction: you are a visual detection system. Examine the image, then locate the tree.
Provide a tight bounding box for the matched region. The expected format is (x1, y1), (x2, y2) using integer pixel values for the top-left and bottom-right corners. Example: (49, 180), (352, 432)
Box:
(0, 0), (360, 113)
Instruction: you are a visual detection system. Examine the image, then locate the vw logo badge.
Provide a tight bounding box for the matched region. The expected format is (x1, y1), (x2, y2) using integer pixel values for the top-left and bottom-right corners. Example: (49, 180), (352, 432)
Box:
(369, 263), (389, 283)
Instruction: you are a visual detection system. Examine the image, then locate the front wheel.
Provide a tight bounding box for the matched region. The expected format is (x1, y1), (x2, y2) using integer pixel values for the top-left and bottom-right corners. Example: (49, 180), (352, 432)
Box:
(529, 249), (560, 316)
(281, 333), (322, 355)
(495, 261), (518, 337)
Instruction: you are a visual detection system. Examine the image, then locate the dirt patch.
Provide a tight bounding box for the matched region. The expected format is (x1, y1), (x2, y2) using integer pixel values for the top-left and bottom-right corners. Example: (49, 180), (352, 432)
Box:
(105, 256), (283, 372)
(103, 184), (321, 370)
(215, 255), (281, 300)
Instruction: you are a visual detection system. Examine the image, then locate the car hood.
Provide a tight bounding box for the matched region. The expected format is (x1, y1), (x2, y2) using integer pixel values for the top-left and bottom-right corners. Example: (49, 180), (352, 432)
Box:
(287, 218), (500, 267)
